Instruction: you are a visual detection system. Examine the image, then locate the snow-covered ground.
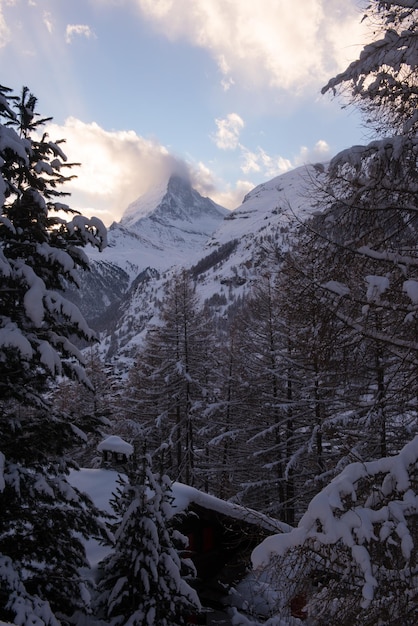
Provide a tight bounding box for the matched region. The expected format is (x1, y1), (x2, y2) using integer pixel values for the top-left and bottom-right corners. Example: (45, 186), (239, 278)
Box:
(69, 468), (122, 569)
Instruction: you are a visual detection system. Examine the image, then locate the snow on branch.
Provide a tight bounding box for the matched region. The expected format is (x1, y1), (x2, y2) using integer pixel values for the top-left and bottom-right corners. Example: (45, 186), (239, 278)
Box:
(0, 216), (16, 235)
(68, 215), (107, 252)
(357, 245), (418, 265)
(14, 261), (47, 327)
(44, 292), (95, 340)
(321, 280), (351, 297)
(403, 279), (418, 304)
(252, 436), (418, 612)
(321, 300), (418, 351)
(35, 242), (77, 276)
(322, 23), (418, 96)
(37, 340), (62, 376)
(0, 555), (59, 626)
(365, 275), (390, 303)
(328, 136), (418, 186)
(0, 249), (11, 277)
(0, 321), (33, 359)
(0, 125), (29, 165)
(47, 140), (67, 162)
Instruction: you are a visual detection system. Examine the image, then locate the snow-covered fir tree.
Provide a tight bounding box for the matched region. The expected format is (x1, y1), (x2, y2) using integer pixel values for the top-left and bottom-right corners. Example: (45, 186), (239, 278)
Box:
(126, 269), (216, 488)
(307, 0), (418, 462)
(0, 84), (108, 624)
(237, 2), (418, 622)
(96, 453), (201, 625)
(322, 0), (418, 137)
(251, 436), (418, 625)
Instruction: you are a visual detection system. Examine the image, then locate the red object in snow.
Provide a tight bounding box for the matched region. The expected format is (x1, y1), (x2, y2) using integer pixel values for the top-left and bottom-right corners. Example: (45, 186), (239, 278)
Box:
(290, 594), (307, 620)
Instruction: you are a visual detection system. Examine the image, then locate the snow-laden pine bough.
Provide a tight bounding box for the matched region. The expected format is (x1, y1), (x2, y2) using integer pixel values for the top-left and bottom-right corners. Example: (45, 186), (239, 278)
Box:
(251, 436), (418, 625)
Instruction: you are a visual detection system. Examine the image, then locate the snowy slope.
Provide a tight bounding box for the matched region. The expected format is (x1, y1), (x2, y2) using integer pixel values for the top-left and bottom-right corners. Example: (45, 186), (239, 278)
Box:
(195, 164), (324, 302)
(209, 164), (320, 247)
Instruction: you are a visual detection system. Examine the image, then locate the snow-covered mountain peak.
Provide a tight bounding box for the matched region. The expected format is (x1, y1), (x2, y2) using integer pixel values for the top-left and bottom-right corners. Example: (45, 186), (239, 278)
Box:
(120, 174), (228, 232)
(120, 178), (172, 226)
(86, 174), (230, 285)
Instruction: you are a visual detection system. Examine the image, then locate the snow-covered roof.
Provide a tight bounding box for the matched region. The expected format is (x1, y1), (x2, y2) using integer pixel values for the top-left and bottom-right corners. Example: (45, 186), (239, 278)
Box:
(171, 482), (290, 534)
(97, 435), (133, 456)
(67, 467), (291, 572)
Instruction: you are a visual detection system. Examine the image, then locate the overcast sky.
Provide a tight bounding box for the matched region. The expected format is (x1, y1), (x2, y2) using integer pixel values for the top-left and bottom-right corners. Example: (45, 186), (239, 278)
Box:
(1, 0), (369, 224)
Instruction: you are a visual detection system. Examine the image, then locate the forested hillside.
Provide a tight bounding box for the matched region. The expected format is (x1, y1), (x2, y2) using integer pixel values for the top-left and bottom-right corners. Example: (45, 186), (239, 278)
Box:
(1, 1), (417, 624)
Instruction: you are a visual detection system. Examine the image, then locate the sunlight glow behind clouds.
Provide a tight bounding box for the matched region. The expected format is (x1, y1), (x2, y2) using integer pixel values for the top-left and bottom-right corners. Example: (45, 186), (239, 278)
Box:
(45, 118), (175, 221)
(134, 0), (365, 93)
(43, 117), (257, 221)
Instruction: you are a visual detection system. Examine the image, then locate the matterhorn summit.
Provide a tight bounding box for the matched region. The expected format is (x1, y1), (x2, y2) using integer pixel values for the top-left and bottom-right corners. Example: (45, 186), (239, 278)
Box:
(78, 174), (229, 324)
(90, 174), (229, 280)
(121, 174), (228, 235)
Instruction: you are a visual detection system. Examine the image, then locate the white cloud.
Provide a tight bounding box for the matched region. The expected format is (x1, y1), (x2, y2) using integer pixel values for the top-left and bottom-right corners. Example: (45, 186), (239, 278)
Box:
(0, 5), (10, 48)
(188, 161), (248, 210)
(211, 111), (331, 182)
(241, 146), (291, 177)
(42, 117), (251, 221)
(295, 139), (330, 166)
(44, 117), (190, 224)
(43, 11), (53, 34)
(134, 0), (366, 94)
(240, 140), (331, 179)
(212, 179), (254, 211)
(65, 24), (96, 44)
(212, 113), (244, 150)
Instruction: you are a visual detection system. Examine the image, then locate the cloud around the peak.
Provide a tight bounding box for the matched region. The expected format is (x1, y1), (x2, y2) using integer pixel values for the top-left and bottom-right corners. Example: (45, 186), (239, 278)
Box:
(44, 117), (192, 224)
(133, 0), (365, 95)
(43, 116), (258, 220)
(43, 117), (333, 223)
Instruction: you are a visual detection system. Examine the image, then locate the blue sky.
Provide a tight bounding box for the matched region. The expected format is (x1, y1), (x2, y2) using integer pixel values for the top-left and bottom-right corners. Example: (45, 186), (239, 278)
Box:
(0, 0), (369, 224)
